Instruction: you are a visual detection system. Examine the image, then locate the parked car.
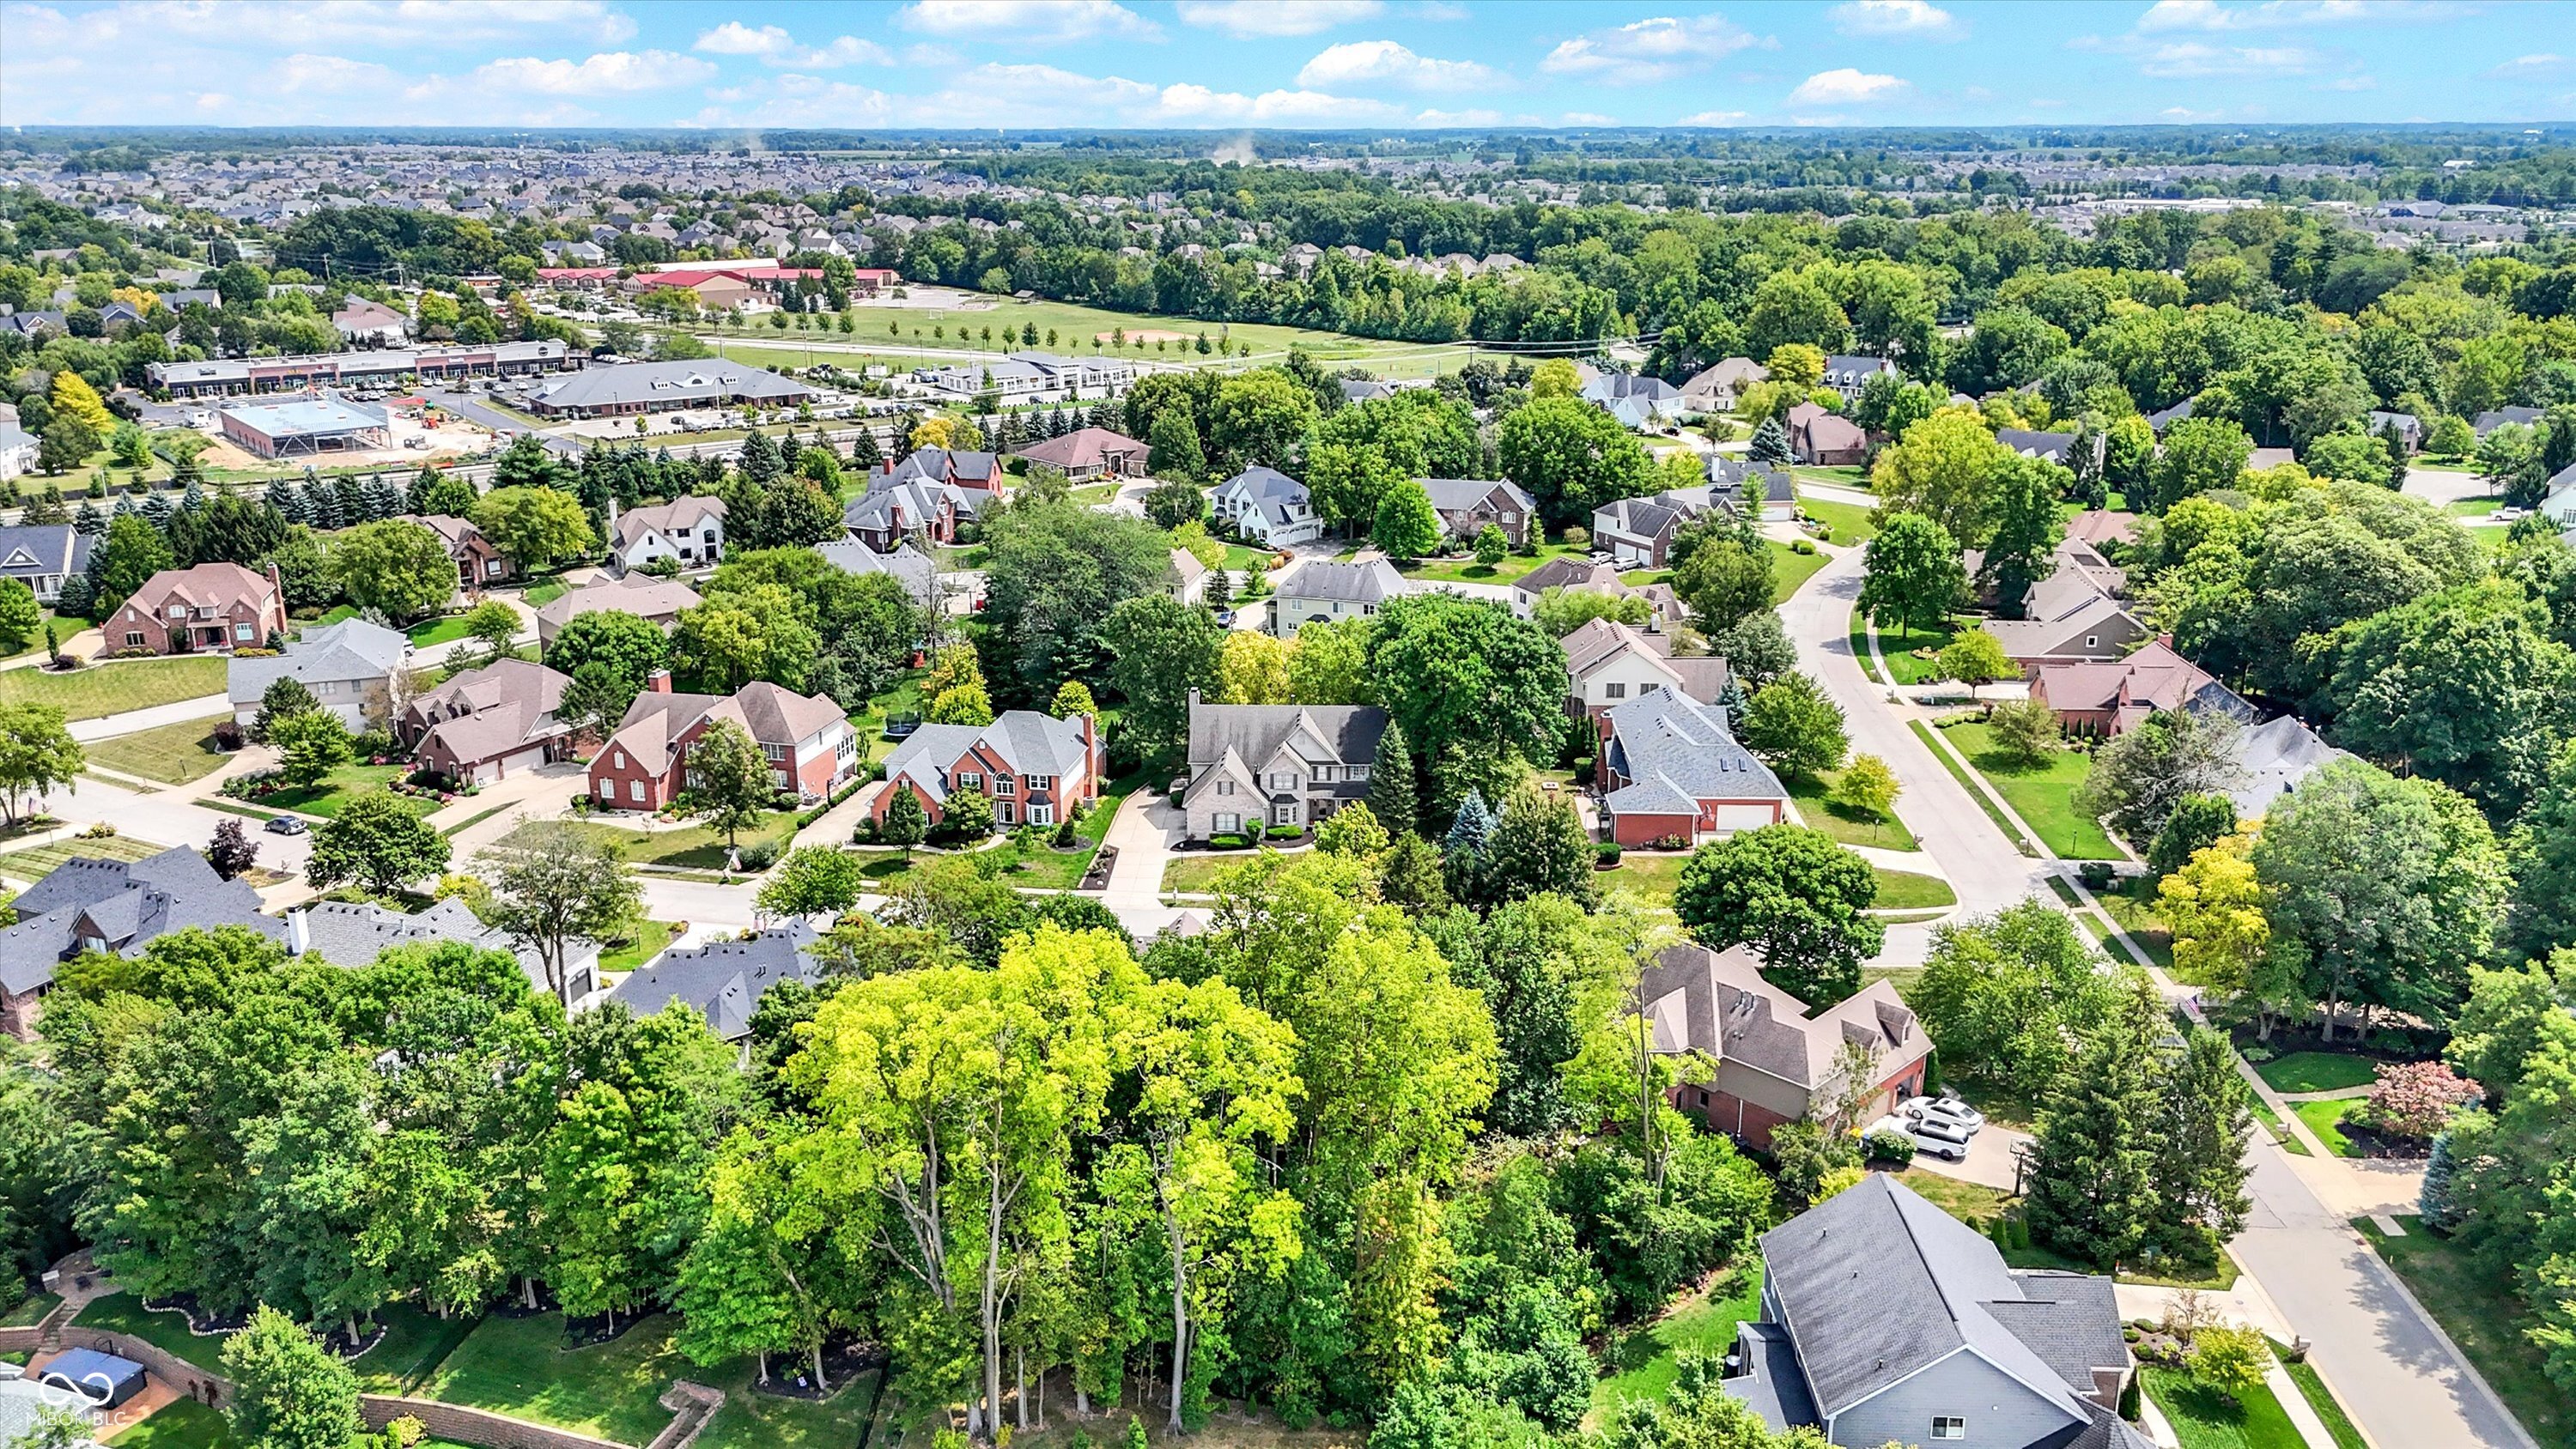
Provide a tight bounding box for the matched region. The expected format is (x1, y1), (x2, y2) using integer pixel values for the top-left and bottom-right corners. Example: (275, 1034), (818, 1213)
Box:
(264, 815), (307, 835)
(1870, 1113), (1969, 1162)
(1899, 1094), (1984, 1135)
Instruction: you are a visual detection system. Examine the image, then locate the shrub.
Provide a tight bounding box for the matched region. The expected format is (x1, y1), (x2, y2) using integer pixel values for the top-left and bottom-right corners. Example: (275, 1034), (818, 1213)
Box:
(1648, 834), (1691, 852)
(2078, 861), (2115, 889)
(1560, 525), (1591, 551)
(2240, 1044), (2275, 1064)
(1864, 1128), (1917, 1162)
(2354, 1060), (2482, 1140)
(1790, 538), (1817, 555)
(1595, 842), (1623, 865)
(2187, 1325), (2269, 1404)
(738, 840), (781, 871)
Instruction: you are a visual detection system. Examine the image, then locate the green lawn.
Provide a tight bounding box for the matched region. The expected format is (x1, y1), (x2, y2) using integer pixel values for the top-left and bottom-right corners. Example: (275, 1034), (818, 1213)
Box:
(417, 1312), (685, 1445)
(1799, 496), (1880, 546)
(2292, 1098), (2363, 1157)
(1392, 541), (1585, 586)
(514, 813), (802, 872)
(523, 579), (570, 608)
(0, 832), (167, 878)
(1911, 718), (2037, 856)
(1937, 720), (2120, 859)
(2245, 1094), (2310, 1155)
(1789, 465), (1869, 488)
(1768, 540), (1831, 603)
(73, 1293), (232, 1376)
(107, 1397), (233, 1449)
(407, 614), (480, 648)
(1871, 618), (1965, 686)
(1785, 771), (1920, 852)
(2445, 496), (2502, 517)
(854, 776), (1139, 893)
(0, 1292), (58, 1327)
(2267, 1341), (2366, 1449)
(82, 713), (234, 785)
(2141, 1365), (2308, 1449)
(1593, 849), (1951, 913)
(1590, 1266), (1764, 1419)
(0, 655), (226, 720)
(598, 919), (680, 976)
(2094, 878), (2176, 972)
(1163, 849), (1266, 894)
(350, 1301), (479, 1393)
(2355, 1216), (2567, 1447)
(2254, 1052), (2381, 1095)
(1872, 869), (1959, 910)
(260, 764), (434, 820)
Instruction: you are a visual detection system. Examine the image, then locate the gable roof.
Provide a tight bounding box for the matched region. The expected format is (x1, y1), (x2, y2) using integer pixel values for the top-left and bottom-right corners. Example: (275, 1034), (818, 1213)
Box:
(607, 922), (822, 1041)
(881, 710), (1091, 805)
(1638, 942), (1921, 1091)
(2231, 713), (2352, 818)
(0, 523), (88, 578)
(1, 846), (280, 992)
(288, 897), (583, 998)
(1012, 426), (1145, 470)
(1186, 697), (1387, 775)
(1418, 477), (1535, 515)
(124, 561), (276, 617)
(228, 617), (409, 706)
(1601, 691), (1788, 814)
(535, 575), (703, 633)
(1275, 558), (1404, 604)
(1516, 555), (1629, 599)
(814, 538), (939, 604)
(611, 496), (726, 550)
(410, 658), (570, 766)
(2032, 639), (2252, 726)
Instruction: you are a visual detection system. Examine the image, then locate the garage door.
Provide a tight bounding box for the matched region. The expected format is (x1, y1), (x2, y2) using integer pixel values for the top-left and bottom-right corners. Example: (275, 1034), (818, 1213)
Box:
(1710, 803), (1781, 833)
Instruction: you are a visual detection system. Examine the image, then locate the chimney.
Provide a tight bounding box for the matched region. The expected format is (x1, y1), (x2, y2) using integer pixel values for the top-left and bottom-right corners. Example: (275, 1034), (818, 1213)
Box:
(646, 668), (671, 694)
(286, 907), (310, 956)
(266, 561), (284, 597)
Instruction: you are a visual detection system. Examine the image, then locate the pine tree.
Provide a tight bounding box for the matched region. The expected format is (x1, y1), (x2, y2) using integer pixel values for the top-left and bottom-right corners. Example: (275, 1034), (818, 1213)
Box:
(848, 426), (882, 472)
(1370, 722), (1419, 836)
(2145, 1027), (2252, 1265)
(72, 500), (104, 536)
(1749, 416), (1794, 466)
(2025, 982), (2164, 1271)
(1442, 787), (1496, 903)
(308, 481), (344, 530)
(1716, 671), (1749, 730)
(738, 428), (785, 488)
(270, 480), (308, 525)
(140, 494), (175, 532)
(2417, 1131), (2463, 1229)
(179, 479), (206, 512)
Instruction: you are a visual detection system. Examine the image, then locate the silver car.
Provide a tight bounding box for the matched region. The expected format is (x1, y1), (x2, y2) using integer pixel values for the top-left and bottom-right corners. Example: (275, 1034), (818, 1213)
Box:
(1899, 1094), (1985, 1135)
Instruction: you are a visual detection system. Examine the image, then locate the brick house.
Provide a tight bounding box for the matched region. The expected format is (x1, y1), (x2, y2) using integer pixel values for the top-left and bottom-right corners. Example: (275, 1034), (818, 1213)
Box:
(1418, 477), (1538, 549)
(1783, 403), (1868, 467)
(2027, 637), (2253, 738)
(1597, 689), (1789, 846)
(873, 710), (1101, 832)
(588, 675), (860, 812)
(1641, 941), (1929, 1149)
(398, 512), (512, 590)
(110, 561), (291, 656)
(401, 657), (576, 784)
(1009, 426), (1149, 482)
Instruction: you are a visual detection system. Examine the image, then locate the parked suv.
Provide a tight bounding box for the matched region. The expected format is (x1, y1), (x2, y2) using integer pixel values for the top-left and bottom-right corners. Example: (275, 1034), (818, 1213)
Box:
(1869, 1113), (1970, 1162)
(1898, 1093), (1985, 1136)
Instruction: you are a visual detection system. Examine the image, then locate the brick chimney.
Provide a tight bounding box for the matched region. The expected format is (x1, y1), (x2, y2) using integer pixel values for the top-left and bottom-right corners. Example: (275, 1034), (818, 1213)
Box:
(645, 668), (671, 694)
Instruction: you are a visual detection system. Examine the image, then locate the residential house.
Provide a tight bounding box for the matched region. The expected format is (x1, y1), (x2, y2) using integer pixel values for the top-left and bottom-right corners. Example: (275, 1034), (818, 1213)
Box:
(284, 897), (599, 1003)
(1594, 490), (1711, 569)
(607, 496), (726, 575)
(2028, 637), (2253, 737)
(1678, 357), (1767, 413)
(843, 476), (967, 551)
(1561, 617), (1729, 720)
(1977, 537), (2147, 667)
(2, 847), (283, 1039)
(1268, 558), (1405, 637)
(814, 538), (940, 612)
(1721, 1173), (2147, 1449)
(2539, 461), (2576, 527)
(1170, 547), (1210, 605)
(1178, 693), (1385, 841)
(1708, 457), (1798, 521)
(2472, 405), (2543, 438)
(533, 575), (703, 648)
(1783, 403), (1868, 467)
(1641, 942), (1929, 1149)
(1511, 555), (1634, 619)
(873, 710), (1102, 832)
(227, 618), (410, 731)
(2065, 509), (2142, 552)
(109, 561), (290, 655)
(1596, 690), (1789, 846)
(0, 425), (36, 482)
(1011, 426), (1149, 482)
(589, 675), (859, 812)
(2230, 714), (2356, 821)
(2146, 397), (2196, 434)
(0, 523), (92, 602)
(398, 512), (511, 589)
(1211, 465), (1324, 547)
(402, 657), (575, 784)
(1417, 477), (1539, 549)
(879, 446), (1005, 495)
(1994, 427), (2102, 470)
(606, 923), (823, 1046)
(1340, 378), (1396, 405)
(1819, 355), (1897, 403)
(331, 297), (410, 345)
(2366, 409), (2422, 452)
(1582, 373), (1683, 429)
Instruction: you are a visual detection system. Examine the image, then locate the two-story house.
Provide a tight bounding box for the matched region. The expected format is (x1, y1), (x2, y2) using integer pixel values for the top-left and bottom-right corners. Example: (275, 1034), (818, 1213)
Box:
(606, 496), (727, 575)
(879, 446), (1005, 495)
(1820, 353), (1897, 403)
(2, 846), (283, 1039)
(1211, 465), (1324, 547)
(1177, 692), (1387, 841)
(844, 476), (974, 552)
(1721, 1173), (2146, 1449)
(873, 709), (1101, 833)
(111, 561), (290, 655)
(0, 524), (93, 603)
(402, 657), (576, 784)
(534, 575), (703, 648)
(227, 618), (410, 731)
(1678, 357), (1767, 413)
(1783, 402), (1868, 467)
(1268, 558), (1406, 637)
(1419, 477), (1539, 549)
(589, 674), (859, 812)
(398, 512), (512, 589)
(1641, 941), (1929, 1148)
(1596, 689), (1789, 846)
(607, 921), (823, 1048)
(1560, 618), (1730, 721)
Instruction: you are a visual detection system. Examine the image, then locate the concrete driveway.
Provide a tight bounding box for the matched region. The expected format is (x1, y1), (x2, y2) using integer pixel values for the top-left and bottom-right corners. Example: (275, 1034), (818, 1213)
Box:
(1908, 1119), (2030, 1193)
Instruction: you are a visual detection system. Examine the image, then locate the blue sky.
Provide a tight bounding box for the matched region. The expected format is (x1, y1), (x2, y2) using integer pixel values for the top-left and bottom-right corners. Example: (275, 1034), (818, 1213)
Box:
(2, 1), (2570, 131)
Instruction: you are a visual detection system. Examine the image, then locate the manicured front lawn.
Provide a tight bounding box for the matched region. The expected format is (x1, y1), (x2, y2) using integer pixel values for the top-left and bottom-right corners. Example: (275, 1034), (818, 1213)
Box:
(350, 1300), (478, 1393)
(1872, 868), (1958, 910)
(854, 775), (1140, 893)
(1785, 771), (1919, 852)
(598, 919), (678, 976)
(1591, 849), (1950, 912)
(2245, 1095), (2309, 1155)
(522, 579), (569, 607)
(1799, 496), (1879, 546)
(407, 614), (481, 647)
(74, 1293), (232, 1376)
(1870, 618), (1965, 686)
(2356, 1216), (2569, 1447)
(417, 1312), (683, 1445)
(2094, 877), (2175, 972)
(260, 764), (435, 819)
(0, 833), (167, 878)
(2254, 1051), (2380, 1095)
(0, 655), (227, 720)
(1163, 848), (1267, 894)
(2292, 1097), (2363, 1157)
(515, 813), (801, 872)
(1936, 719), (2120, 860)
(1590, 1267), (1764, 1418)
(1767, 540), (1830, 603)
(1911, 719), (2036, 856)
(1394, 541), (1584, 586)
(2267, 1341), (2366, 1449)
(82, 713), (234, 785)
(106, 1397), (234, 1449)
(2141, 1365), (2308, 1449)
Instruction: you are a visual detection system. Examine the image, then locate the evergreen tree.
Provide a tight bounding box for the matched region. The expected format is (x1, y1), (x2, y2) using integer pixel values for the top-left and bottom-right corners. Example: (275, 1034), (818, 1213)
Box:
(1370, 722), (1419, 837)
(1484, 789), (1598, 908)
(2145, 1027), (2252, 1265)
(2025, 982), (2165, 1270)
(1443, 787), (1497, 903)
(72, 500), (104, 535)
(270, 479), (309, 525)
(1716, 670), (1749, 729)
(848, 426), (882, 472)
(1748, 416), (1794, 466)
(2418, 1131), (2463, 1229)
(140, 493), (175, 531)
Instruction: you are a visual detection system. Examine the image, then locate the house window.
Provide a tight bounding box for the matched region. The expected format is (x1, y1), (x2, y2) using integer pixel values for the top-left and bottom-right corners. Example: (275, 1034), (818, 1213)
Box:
(1268, 771), (1297, 791)
(487, 560), (505, 577)
(957, 771), (984, 791)
(1030, 804), (1054, 827)
(1216, 779), (1235, 796)
(1346, 764), (1369, 782)
(629, 779), (645, 803)
(125, 631), (144, 647)
(613, 751), (625, 768)
(1214, 812), (1240, 834)
(1929, 1419), (1965, 1441)
(235, 622), (253, 641)
(1604, 682), (1628, 700)
(1024, 774), (1052, 792)
(993, 776), (1015, 795)
(598, 780), (613, 799)
(2085, 635), (2099, 648)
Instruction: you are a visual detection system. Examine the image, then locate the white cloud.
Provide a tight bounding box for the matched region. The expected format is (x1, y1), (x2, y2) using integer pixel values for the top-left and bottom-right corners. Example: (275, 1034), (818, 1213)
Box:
(269, 52), (399, 92)
(1562, 112), (1616, 125)
(2161, 105), (2224, 118)
(2136, 0), (2458, 30)
(1414, 106), (1501, 125)
(1295, 39), (1496, 90)
(876, 62), (1406, 127)
(693, 22), (890, 68)
(898, 1), (1159, 43)
(1541, 13), (1769, 82)
(1680, 109), (1750, 124)
(1829, 0), (1962, 39)
(468, 49), (714, 95)
(2135, 40), (2318, 75)
(1174, 1), (1382, 38)
(1786, 68), (1909, 104)
(2488, 53), (2566, 76)
(686, 72), (898, 127)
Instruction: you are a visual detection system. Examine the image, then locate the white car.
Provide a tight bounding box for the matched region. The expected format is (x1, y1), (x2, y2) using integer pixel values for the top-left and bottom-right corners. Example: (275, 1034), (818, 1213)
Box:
(1899, 1094), (1985, 1135)
(1868, 1113), (1969, 1162)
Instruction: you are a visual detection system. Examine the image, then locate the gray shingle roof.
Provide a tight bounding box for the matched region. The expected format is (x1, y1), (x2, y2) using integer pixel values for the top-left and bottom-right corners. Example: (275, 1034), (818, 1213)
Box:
(1186, 700), (1386, 778)
(228, 618), (408, 706)
(1601, 691), (1786, 815)
(881, 711), (1090, 805)
(814, 538), (938, 605)
(1, 846), (279, 993)
(606, 922), (821, 1041)
(288, 898), (591, 998)
(0, 523), (88, 580)
(531, 360), (806, 413)
(1275, 558), (1403, 604)
(1418, 477), (1534, 515)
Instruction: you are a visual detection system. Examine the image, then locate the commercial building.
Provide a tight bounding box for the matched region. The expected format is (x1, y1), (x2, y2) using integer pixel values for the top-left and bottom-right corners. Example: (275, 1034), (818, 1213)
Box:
(527, 360), (810, 419)
(216, 394), (390, 459)
(149, 339), (570, 398)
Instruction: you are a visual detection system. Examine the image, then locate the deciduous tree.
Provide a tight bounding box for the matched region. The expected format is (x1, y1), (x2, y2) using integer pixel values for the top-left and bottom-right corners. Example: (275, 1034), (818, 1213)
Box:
(1673, 824), (1883, 1005)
